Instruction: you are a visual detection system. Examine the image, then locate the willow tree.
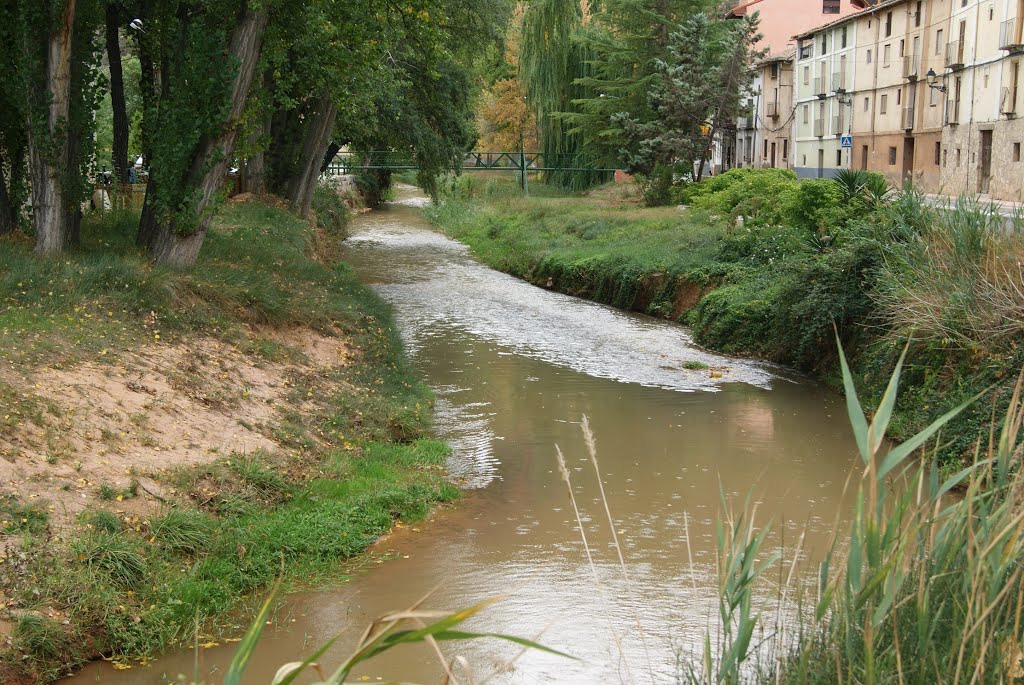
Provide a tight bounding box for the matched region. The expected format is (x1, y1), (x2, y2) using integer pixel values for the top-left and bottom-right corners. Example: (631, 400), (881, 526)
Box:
(519, 0), (609, 189)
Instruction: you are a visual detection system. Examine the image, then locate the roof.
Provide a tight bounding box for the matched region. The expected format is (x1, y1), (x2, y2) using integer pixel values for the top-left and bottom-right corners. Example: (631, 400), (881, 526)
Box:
(730, 0), (870, 18)
(792, 0), (904, 39)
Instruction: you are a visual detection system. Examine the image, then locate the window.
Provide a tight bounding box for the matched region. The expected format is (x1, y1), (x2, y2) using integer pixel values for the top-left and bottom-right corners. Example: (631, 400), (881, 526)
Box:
(885, 12), (893, 37)
(803, 104), (809, 123)
(1013, 62), (1020, 111)
(841, 26), (848, 49)
(836, 149), (843, 165)
(864, 96), (870, 111)
(935, 142), (941, 164)
(763, 140), (769, 158)
(1015, 143), (1021, 162)
(821, 33), (827, 53)
(799, 41), (813, 59)
(930, 85), (938, 105)
(889, 147), (898, 165)
(884, 44), (892, 66)
(943, 149), (948, 166)
(936, 29), (944, 54)
(804, 66), (810, 85)
(770, 62), (779, 79)
(867, 48), (873, 64)
(956, 148), (962, 166)
(899, 39), (905, 57)
(783, 139), (789, 159)
(989, 7), (994, 20)
(915, 1), (922, 27)
(897, 88), (902, 105)
(862, 145), (869, 169)
(824, 0), (840, 13)
(880, 94), (888, 113)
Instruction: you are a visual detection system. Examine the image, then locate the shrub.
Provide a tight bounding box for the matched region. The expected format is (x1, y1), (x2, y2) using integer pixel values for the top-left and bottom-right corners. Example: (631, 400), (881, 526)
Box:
(311, 183), (350, 237)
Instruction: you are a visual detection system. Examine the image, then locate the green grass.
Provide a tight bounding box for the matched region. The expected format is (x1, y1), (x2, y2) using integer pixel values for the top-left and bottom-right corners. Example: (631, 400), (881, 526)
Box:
(0, 198), (455, 683)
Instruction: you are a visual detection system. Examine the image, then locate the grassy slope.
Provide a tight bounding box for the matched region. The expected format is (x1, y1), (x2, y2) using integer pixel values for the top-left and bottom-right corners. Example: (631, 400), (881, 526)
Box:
(0, 199), (455, 683)
(425, 177), (1022, 475)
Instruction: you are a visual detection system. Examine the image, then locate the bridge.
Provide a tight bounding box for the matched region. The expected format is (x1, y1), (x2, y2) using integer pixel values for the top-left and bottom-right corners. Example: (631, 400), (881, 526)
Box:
(323, 151), (618, 176)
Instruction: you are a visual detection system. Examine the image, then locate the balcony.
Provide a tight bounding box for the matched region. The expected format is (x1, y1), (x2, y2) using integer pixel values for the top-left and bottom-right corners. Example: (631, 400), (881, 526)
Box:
(766, 101), (779, 118)
(901, 105), (915, 130)
(945, 40), (964, 69)
(1000, 17), (1024, 51)
(831, 71), (846, 92)
(902, 54), (919, 80)
(742, 151), (752, 163)
(814, 118), (825, 137)
(945, 100), (960, 125)
(814, 77), (826, 97)
(1001, 86), (1017, 116)
(832, 114), (845, 135)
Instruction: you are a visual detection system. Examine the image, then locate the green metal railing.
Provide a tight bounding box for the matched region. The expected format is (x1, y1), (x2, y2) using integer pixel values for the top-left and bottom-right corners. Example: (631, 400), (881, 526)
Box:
(322, 151), (618, 176)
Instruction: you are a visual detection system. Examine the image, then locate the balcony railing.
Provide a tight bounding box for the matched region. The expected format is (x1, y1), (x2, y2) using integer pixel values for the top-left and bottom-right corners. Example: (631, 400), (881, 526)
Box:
(814, 77), (826, 96)
(945, 100), (960, 125)
(1000, 17), (1024, 51)
(902, 54), (919, 79)
(945, 40), (964, 69)
(813, 118), (825, 137)
(766, 101), (779, 118)
(832, 114), (845, 135)
(1001, 86), (1017, 115)
(831, 71), (846, 91)
(901, 105), (915, 130)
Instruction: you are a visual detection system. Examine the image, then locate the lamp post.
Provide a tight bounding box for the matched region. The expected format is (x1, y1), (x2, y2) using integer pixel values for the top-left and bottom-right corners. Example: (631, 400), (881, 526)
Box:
(926, 68), (948, 93)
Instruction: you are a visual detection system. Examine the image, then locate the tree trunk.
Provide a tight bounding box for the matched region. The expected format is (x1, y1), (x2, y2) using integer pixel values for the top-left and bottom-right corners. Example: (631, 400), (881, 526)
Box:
(105, 3), (129, 183)
(286, 91), (336, 218)
(320, 142), (340, 174)
(149, 5), (268, 267)
(28, 0), (77, 256)
(238, 114), (269, 194)
(0, 157), (15, 234)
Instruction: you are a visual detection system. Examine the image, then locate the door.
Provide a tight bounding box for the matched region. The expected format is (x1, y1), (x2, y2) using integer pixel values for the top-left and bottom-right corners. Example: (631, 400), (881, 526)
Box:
(770, 142), (777, 168)
(818, 149), (825, 178)
(902, 137), (915, 183)
(862, 145), (869, 170)
(980, 130), (993, 193)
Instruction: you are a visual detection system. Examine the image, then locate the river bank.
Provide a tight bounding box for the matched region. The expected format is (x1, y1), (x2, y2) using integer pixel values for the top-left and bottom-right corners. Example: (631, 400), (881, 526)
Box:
(0, 195), (455, 683)
(425, 172), (1024, 474)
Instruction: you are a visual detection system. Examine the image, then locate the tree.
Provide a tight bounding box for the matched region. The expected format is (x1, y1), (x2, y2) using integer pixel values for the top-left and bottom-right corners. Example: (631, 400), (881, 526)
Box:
(613, 10), (763, 203)
(135, 0), (269, 267)
(104, 0), (129, 183)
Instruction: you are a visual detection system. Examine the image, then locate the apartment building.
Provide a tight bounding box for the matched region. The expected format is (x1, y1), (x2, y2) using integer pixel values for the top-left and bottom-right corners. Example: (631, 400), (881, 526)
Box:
(936, 0), (1024, 199)
(785, 0), (1024, 200)
(793, 15), (860, 178)
(730, 0), (866, 172)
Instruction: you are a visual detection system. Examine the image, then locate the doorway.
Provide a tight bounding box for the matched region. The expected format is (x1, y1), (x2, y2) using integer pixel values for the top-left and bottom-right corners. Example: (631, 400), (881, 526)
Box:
(980, 130), (993, 194)
(770, 142), (777, 168)
(902, 137), (915, 184)
(818, 149), (825, 178)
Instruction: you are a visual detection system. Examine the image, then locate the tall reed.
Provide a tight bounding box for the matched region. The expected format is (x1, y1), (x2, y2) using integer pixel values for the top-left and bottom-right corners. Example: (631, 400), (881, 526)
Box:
(687, 344), (1024, 684)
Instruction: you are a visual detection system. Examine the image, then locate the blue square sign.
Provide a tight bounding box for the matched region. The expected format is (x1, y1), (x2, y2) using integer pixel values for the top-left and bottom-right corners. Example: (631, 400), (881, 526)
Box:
(840, 134), (853, 148)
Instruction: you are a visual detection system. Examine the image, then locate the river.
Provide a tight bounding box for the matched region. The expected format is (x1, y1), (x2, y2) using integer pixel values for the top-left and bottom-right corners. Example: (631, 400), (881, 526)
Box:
(68, 187), (858, 684)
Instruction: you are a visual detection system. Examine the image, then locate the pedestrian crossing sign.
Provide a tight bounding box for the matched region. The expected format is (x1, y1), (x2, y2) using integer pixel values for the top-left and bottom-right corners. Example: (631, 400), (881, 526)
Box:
(840, 134), (853, 148)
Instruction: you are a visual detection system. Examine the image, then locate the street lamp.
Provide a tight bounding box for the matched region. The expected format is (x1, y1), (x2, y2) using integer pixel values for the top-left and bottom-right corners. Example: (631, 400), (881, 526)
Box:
(926, 68), (948, 93)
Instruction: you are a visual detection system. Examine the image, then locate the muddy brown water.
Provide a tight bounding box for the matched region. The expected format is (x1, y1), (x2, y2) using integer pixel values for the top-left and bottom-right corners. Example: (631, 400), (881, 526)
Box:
(67, 187), (858, 684)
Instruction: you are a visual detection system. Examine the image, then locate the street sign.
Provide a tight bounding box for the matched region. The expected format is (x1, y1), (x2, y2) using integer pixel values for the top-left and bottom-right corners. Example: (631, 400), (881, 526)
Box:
(840, 134), (853, 148)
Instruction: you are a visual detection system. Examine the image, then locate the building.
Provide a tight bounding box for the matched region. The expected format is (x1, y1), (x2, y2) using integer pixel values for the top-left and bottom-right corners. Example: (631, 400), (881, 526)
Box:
(731, 0), (868, 173)
(936, 0), (1024, 199)
(793, 13), (861, 178)
(785, 0), (1024, 200)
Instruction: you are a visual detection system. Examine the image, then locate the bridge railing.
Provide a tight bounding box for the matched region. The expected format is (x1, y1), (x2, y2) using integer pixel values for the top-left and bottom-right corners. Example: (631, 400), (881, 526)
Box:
(322, 151), (617, 177)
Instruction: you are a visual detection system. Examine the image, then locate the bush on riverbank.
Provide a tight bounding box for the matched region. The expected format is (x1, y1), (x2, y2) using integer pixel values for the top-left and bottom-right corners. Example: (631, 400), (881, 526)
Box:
(0, 200), (453, 683)
(425, 172), (1024, 474)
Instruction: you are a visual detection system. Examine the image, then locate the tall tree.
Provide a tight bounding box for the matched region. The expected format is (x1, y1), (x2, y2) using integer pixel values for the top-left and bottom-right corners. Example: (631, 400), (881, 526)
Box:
(22, 0), (79, 254)
(135, 0), (268, 267)
(105, 0), (129, 183)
